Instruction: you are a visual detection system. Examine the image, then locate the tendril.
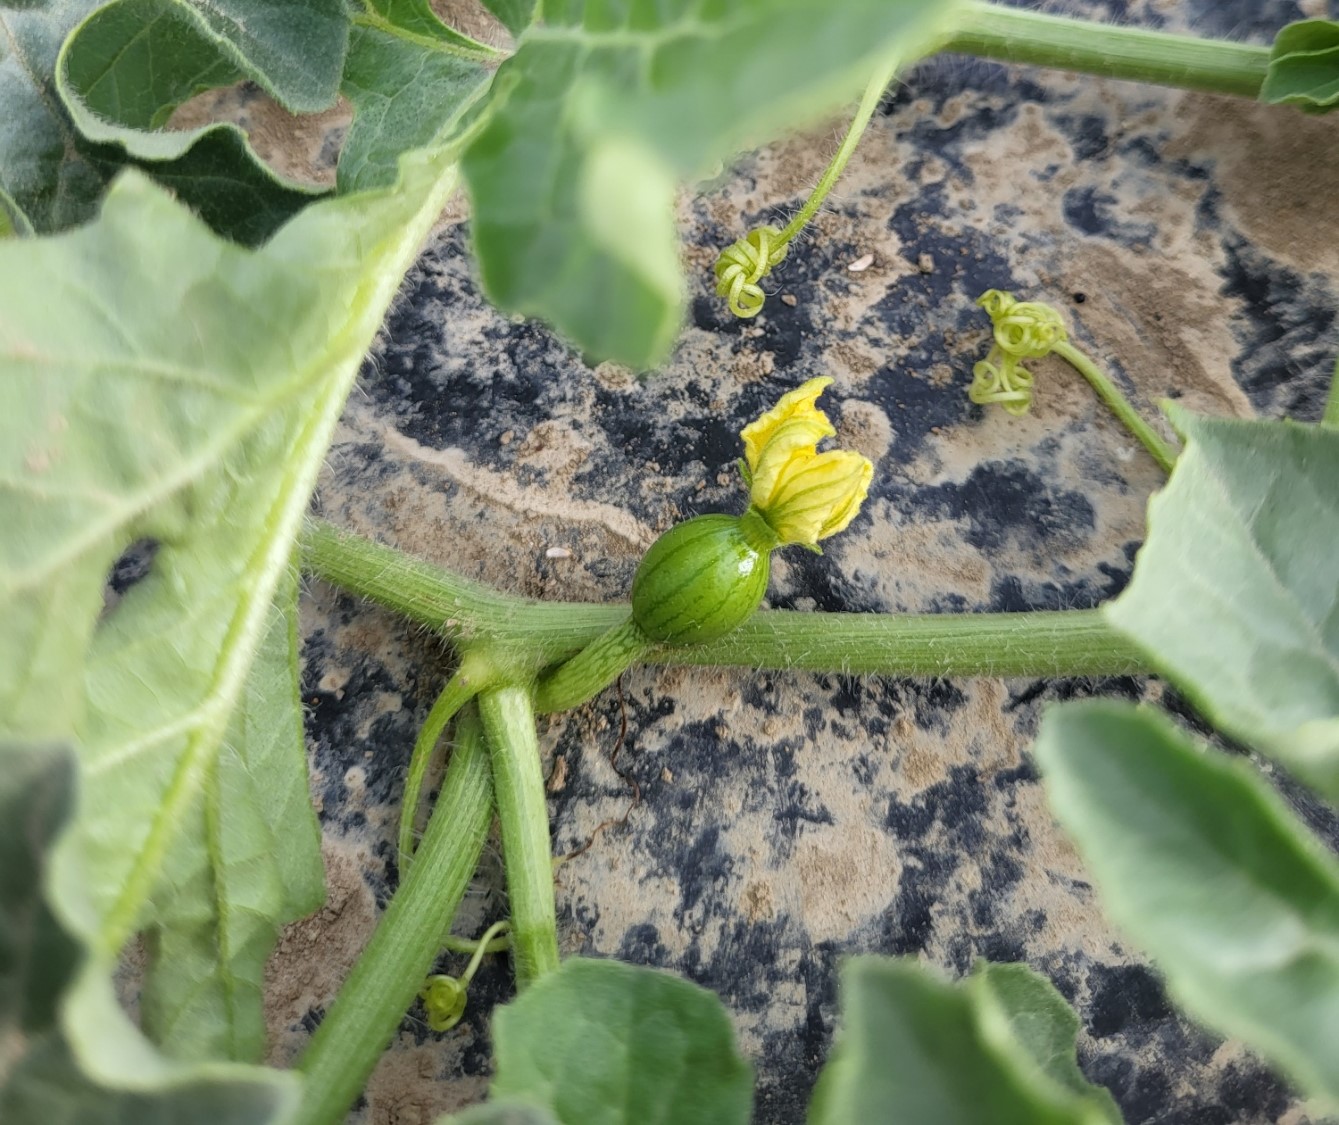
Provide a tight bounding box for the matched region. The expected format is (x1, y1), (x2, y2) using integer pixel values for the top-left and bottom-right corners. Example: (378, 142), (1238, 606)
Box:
(420, 919), (512, 1033)
(968, 289), (1069, 416)
(967, 288), (1179, 473)
(713, 226), (789, 318)
(711, 57), (899, 319)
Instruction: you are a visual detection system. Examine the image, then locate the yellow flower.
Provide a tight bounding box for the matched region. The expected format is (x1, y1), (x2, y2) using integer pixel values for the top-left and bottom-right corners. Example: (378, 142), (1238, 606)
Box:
(740, 377), (874, 548)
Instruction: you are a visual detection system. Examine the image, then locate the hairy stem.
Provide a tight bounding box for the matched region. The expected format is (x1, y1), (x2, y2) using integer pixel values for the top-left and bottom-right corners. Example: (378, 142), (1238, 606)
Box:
(295, 706), (493, 1125)
(942, 1), (1271, 99)
(478, 685), (560, 987)
(779, 56), (899, 244)
(534, 618), (652, 713)
(399, 649), (499, 871)
(1052, 341), (1179, 473)
(302, 520), (1148, 678)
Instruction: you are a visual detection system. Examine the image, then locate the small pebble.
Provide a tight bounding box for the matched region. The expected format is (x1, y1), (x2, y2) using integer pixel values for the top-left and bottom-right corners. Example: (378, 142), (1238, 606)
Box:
(547, 755), (568, 793)
(847, 253), (875, 273)
(545, 546), (573, 559)
(918, 253), (935, 273)
(780, 293), (797, 307)
(499, 430), (514, 445)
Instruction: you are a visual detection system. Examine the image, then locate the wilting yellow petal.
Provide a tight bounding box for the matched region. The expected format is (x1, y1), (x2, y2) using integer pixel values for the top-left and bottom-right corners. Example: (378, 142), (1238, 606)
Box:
(740, 376), (835, 472)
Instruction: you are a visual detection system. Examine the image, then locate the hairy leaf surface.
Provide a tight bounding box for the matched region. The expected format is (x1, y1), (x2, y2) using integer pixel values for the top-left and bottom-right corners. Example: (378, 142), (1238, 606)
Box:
(809, 958), (1118, 1125)
(340, 1), (493, 193)
(462, 0), (962, 367)
(140, 569), (325, 1062)
(1037, 703), (1339, 1109)
(1107, 410), (1339, 797)
(0, 742), (297, 1123)
(491, 958), (753, 1125)
(0, 132), (464, 1059)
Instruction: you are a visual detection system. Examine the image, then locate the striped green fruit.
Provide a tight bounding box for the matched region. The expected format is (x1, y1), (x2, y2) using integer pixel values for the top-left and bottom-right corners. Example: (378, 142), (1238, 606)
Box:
(630, 513), (774, 646)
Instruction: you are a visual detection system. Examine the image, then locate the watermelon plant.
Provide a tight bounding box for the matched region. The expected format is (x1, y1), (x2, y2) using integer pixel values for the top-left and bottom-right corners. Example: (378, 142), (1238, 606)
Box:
(2, 1), (1338, 1123)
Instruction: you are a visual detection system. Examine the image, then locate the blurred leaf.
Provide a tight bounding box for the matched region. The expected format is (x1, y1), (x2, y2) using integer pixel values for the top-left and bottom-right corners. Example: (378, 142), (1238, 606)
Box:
(972, 963), (1121, 1122)
(441, 1103), (560, 1125)
(809, 957), (1118, 1125)
(1106, 409), (1339, 798)
(490, 958), (753, 1125)
(0, 133), (464, 1026)
(1036, 702), (1339, 1110)
(1263, 19), (1339, 111)
(0, 189), (32, 237)
(1, 0), (123, 232)
(339, 1), (493, 193)
(477, 0), (533, 37)
(462, 0), (963, 368)
(0, 741), (298, 1124)
(141, 569), (325, 1062)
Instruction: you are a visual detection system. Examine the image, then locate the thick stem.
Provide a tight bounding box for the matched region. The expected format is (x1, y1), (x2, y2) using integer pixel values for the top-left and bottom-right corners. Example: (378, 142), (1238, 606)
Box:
(533, 618), (651, 713)
(295, 706), (493, 1125)
(302, 519), (613, 669)
(942, 1), (1271, 99)
(1053, 340), (1179, 473)
(302, 520), (1148, 678)
(477, 685), (560, 987)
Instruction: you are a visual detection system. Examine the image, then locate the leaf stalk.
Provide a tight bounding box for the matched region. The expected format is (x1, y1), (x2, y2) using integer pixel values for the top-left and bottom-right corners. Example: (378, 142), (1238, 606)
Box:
(941, 1), (1272, 99)
(295, 705), (493, 1125)
(478, 685), (561, 988)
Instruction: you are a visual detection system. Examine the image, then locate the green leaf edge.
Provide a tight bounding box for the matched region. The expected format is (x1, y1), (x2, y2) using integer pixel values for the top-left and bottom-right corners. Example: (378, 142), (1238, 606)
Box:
(55, 5), (331, 203)
(1035, 700), (1339, 1110)
(1262, 19), (1339, 110)
(1105, 403), (1339, 799)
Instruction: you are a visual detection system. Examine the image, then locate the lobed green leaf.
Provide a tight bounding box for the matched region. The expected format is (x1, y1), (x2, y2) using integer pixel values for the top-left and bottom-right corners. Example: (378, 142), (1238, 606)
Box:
(2, 0), (344, 241)
(1262, 19), (1339, 111)
(809, 958), (1118, 1125)
(0, 741), (297, 1124)
(462, 0), (963, 368)
(488, 958), (753, 1125)
(1, 0), (121, 233)
(61, 0), (348, 119)
(1106, 408), (1339, 798)
(1036, 702), (1339, 1110)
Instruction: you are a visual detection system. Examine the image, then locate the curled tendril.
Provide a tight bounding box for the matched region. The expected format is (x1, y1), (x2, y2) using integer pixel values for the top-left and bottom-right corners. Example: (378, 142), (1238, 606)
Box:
(969, 358), (1035, 417)
(420, 920), (512, 1033)
(713, 226), (789, 318)
(968, 289), (1070, 416)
